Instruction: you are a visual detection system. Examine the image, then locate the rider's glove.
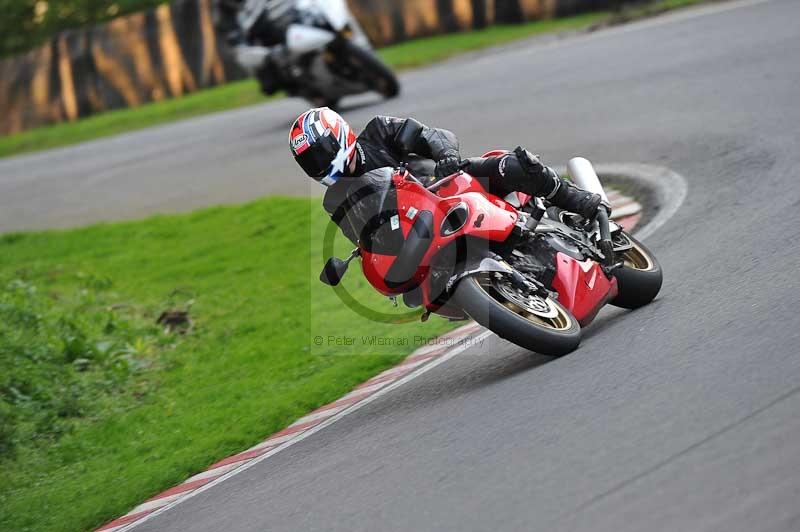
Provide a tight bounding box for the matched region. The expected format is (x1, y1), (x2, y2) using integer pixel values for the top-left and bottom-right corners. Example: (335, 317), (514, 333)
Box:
(513, 147), (546, 177)
(434, 150), (461, 178)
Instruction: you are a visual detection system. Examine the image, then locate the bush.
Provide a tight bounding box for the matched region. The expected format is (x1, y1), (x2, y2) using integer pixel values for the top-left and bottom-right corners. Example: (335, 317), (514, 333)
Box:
(0, 275), (166, 458)
(1, 0), (168, 58)
(0, 401), (15, 456)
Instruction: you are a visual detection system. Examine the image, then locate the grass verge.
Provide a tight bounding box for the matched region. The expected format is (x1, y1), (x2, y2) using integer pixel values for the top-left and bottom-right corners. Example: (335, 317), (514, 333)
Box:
(0, 198), (459, 532)
(0, 0), (712, 159)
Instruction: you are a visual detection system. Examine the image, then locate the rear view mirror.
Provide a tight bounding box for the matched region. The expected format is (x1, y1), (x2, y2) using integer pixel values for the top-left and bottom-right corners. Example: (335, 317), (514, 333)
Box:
(320, 257), (350, 286)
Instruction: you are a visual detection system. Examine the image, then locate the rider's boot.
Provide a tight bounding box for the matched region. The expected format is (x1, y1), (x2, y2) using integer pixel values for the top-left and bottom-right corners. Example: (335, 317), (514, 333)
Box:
(513, 147), (607, 219)
(256, 45), (288, 96)
(547, 178), (608, 220)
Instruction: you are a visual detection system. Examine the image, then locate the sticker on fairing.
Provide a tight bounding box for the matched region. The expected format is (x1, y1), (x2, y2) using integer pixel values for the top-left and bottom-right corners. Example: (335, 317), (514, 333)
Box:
(390, 215), (400, 230)
(406, 207), (418, 220)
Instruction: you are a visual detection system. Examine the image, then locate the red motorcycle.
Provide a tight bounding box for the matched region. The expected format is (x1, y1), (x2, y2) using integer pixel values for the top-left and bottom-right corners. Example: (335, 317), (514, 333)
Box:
(321, 154), (662, 355)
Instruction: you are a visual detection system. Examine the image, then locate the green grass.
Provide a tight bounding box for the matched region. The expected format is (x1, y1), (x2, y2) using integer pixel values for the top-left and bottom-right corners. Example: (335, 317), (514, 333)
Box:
(0, 0), (712, 159)
(379, 11), (609, 70)
(0, 198), (459, 532)
(381, 0), (714, 70)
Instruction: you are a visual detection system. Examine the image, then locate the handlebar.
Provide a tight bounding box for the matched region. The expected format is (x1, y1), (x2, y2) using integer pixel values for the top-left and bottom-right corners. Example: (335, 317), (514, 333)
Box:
(400, 168), (458, 193)
(425, 173), (460, 193)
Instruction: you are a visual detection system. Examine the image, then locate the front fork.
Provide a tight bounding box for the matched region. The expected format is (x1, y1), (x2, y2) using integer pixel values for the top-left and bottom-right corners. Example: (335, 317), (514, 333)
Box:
(595, 210), (616, 268)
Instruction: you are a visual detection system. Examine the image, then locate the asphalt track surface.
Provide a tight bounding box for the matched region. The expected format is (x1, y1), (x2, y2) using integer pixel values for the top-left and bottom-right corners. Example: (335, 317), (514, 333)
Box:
(5, 0), (800, 530)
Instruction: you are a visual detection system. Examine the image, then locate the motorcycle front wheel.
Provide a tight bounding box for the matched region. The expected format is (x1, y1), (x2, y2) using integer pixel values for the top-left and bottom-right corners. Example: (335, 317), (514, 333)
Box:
(452, 272), (581, 356)
(340, 41), (400, 99)
(610, 233), (663, 309)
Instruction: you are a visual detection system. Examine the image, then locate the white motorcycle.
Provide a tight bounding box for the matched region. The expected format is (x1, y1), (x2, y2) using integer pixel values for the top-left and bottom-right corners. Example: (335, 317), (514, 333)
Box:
(236, 0), (400, 108)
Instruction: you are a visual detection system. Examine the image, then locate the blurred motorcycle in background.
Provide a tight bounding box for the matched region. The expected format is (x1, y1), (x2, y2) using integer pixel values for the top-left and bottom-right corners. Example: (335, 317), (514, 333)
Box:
(229, 0), (400, 108)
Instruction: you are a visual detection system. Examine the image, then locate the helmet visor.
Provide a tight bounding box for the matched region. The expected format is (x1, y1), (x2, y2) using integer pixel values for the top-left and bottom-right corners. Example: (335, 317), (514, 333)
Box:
(295, 132), (342, 179)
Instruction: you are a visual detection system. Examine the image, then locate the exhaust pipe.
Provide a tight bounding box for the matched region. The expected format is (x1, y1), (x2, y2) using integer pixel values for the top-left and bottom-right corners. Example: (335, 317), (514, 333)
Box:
(566, 157), (608, 204)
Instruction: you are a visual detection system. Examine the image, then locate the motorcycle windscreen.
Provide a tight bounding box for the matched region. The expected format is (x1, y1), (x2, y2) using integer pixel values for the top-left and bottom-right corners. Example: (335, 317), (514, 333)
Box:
(315, 0), (350, 31)
(349, 178), (405, 256)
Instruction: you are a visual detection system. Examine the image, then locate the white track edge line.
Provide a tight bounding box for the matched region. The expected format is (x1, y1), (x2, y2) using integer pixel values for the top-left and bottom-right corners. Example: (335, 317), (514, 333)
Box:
(610, 202), (642, 219)
(595, 163), (689, 241)
(118, 329), (493, 531)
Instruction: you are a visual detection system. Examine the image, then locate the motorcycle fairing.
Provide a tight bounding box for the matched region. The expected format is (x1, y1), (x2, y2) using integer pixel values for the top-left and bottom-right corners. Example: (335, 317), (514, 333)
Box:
(286, 25), (336, 56)
(362, 210), (436, 294)
(551, 252), (618, 326)
(360, 170), (519, 308)
(395, 173), (519, 243)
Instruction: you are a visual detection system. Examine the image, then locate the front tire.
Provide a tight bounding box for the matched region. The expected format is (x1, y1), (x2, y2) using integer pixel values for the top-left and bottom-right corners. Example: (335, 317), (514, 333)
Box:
(610, 233), (663, 309)
(340, 41), (400, 99)
(452, 273), (581, 356)
(310, 95), (340, 110)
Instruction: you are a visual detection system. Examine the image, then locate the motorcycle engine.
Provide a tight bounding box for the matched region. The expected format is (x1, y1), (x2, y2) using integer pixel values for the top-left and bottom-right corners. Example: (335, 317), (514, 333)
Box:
(508, 236), (558, 290)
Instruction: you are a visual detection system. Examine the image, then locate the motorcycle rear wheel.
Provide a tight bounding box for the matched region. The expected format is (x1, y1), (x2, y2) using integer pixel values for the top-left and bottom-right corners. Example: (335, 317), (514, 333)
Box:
(610, 233), (663, 309)
(453, 273), (581, 356)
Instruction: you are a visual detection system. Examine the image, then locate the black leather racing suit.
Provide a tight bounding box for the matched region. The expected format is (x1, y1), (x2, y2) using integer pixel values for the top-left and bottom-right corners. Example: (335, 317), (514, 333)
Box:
(323, 116), (458, 248)
(322, 116), (564, 250)
(215, 0), (294, 46)
(214, 0), (295, 93)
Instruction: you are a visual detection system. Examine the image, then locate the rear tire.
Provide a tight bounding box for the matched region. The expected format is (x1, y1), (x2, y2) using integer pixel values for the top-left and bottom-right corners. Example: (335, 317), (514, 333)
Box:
(610, 233), (663, 309)
(452, 273), (581, 356)
(341, 41), (400, 99)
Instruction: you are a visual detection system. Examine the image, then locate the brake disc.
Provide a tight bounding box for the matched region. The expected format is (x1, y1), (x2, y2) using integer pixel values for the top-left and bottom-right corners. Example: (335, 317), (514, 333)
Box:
(492, 275), (559, 319)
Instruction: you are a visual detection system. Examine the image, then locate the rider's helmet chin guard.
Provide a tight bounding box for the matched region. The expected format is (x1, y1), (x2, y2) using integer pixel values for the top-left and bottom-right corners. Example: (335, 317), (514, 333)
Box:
(289, 108), (357, 186)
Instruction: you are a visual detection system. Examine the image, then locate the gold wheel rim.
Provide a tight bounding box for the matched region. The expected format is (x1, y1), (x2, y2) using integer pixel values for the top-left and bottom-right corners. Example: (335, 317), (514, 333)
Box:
(620, 239), (655, 271)
(473, 274), (574, 332)
(613, 233), (655, 271)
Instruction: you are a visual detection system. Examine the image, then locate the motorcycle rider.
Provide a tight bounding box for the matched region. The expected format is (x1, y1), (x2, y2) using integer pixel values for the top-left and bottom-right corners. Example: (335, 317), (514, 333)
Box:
(289, 108), (609, 246)
(214, 0), (295, 95)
